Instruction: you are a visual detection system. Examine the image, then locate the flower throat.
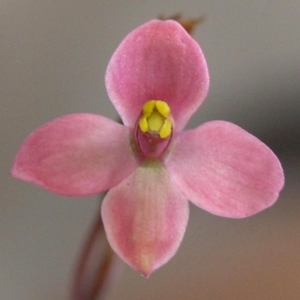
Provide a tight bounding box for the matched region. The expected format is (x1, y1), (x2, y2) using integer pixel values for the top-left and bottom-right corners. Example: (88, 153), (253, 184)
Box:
(135, 100), (173, 158)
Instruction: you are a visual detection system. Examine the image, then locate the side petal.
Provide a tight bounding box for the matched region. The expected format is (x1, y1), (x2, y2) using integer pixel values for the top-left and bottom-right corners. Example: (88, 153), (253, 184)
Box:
(11, 114), (140, 196)
(165, 121), (284, 218)
(101, 159), (189, 276)
(105, 20), (209, 130)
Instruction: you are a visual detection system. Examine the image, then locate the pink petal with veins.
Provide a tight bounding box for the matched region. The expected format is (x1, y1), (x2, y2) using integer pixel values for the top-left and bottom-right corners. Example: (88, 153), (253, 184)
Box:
(165, 121), (284, 218)
(11, 114), (140, 196)
(105, 20), (209, 131)
(101, 159), (189, 276)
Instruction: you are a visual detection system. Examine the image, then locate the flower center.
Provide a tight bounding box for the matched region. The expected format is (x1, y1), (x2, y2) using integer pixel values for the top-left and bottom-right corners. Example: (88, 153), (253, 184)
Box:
(138, 100), (172, 139)
(135, 100), (173, 158)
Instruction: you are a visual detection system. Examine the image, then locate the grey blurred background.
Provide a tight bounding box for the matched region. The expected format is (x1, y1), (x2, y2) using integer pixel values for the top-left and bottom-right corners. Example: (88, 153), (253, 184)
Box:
(1, 0), (299, 299)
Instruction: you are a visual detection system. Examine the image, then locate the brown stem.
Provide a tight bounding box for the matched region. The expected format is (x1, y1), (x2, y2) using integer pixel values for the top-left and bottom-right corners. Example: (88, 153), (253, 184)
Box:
(158, 13), (207, 34)
(71, 205), (118, 300)
(88, 243), (115, 300)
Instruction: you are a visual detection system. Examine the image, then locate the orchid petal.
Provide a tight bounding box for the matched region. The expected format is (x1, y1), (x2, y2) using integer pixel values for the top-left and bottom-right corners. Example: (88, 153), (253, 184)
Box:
(11, 114), (140, 196)
(101, 159), (189, 276)
(105, 20), (209, 131)
(165, 121), (284, 218)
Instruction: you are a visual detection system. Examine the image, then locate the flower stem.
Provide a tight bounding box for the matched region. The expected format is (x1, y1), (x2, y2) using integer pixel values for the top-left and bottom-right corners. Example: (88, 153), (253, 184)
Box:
(71, 203), (119, 300)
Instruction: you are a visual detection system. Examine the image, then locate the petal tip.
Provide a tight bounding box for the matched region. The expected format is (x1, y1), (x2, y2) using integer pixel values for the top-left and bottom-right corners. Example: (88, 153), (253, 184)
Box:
(10, 155), (37, 184)
(134, 257), (157, 278)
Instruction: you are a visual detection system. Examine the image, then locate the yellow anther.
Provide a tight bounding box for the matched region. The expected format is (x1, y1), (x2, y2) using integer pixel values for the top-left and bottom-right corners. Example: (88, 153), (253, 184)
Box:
(160, 119), (172, 138)
(138, 100), (172, 139)
(155, 100), (170, 118)
(139, 116), (148, 132)
(142, 100), (155, 117)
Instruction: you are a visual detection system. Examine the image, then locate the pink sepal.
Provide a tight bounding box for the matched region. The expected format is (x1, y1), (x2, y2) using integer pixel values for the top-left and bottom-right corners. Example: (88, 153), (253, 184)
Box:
(106, 20), (209, 130)
(11, 114), (140, 196)
(165, 121), (284, 218)
(101, 159), (189, 276)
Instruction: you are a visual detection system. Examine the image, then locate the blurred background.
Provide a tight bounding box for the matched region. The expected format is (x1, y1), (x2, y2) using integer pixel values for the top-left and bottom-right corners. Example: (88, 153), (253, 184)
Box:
(1, 0), (299, 299)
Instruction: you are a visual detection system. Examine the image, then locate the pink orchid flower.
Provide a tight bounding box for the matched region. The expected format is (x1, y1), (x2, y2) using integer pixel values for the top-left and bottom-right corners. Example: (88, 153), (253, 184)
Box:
(11, 20), (284, 276)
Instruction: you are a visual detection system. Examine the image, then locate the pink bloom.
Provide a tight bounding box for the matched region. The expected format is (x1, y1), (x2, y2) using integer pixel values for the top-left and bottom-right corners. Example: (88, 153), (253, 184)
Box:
(11, 20), (284, 276)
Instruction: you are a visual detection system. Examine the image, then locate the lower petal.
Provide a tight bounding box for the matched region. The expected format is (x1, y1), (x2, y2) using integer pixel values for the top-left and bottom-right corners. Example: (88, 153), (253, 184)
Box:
(101, 159), (189, 276)
(165, 121), (284, 218)
(11, 114), (140, 196)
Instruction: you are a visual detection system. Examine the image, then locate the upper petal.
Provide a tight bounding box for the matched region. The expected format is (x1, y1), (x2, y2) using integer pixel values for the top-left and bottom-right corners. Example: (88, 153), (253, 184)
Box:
(11, 114), (140, 196)
(165, 121), (284, 218)
(105, 20), (209, 131)
(101, 159), (189, 276)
